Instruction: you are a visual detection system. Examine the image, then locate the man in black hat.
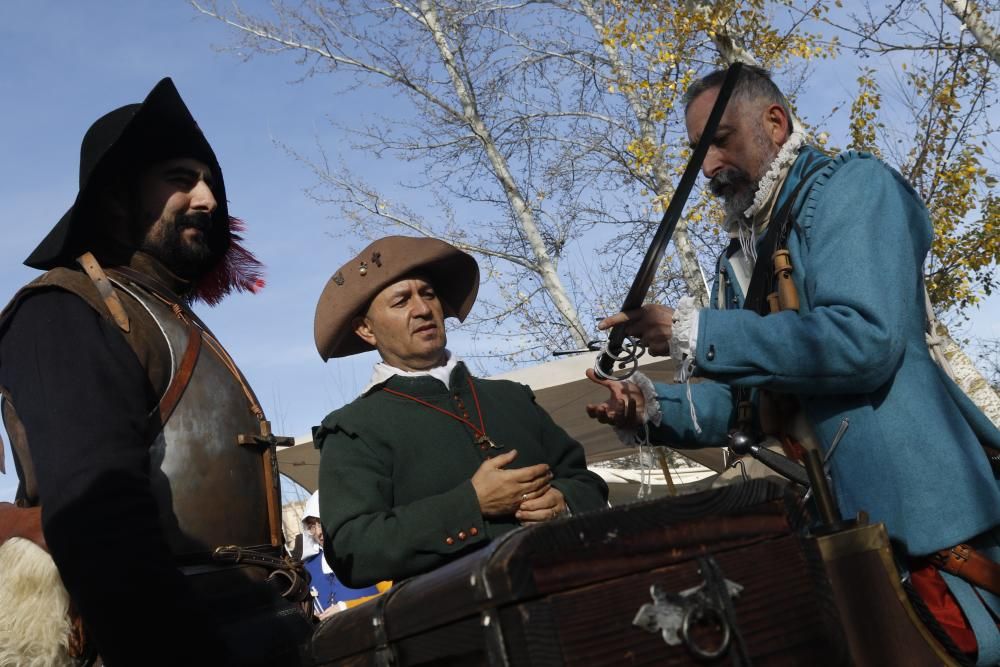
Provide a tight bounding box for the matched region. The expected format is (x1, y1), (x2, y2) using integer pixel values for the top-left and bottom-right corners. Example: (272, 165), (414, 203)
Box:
(0, 79), (310, 665)
(312, 236), (609, 587)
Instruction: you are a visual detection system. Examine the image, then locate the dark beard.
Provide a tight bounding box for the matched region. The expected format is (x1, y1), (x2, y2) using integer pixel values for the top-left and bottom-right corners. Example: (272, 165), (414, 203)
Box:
(709, 167), (757, 219)
(141, 211), (216, 279)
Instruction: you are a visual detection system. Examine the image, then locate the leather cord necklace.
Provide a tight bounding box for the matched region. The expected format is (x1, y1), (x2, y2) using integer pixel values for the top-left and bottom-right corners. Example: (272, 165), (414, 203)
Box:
(382, 375), (500, 451)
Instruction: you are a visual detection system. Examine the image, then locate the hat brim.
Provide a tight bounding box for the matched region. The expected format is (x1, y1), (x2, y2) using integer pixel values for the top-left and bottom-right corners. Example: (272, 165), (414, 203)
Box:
(314, 237), (480, 360)
(24, 78), (230, 270)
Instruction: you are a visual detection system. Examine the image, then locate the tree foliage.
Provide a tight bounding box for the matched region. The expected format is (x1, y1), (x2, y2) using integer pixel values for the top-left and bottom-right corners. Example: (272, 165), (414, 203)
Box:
(589, 0), (839, 309)
(191, 0), (998, 364)
(831, 1), (999, 315)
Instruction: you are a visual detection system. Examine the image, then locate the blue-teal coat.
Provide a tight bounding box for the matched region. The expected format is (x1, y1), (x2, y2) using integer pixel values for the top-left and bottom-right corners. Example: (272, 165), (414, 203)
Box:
(650, 147), (1000, 557)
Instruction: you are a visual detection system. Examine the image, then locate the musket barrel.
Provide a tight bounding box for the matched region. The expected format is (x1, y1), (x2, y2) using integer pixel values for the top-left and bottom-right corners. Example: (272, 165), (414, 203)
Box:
(597, 61), (745, 377)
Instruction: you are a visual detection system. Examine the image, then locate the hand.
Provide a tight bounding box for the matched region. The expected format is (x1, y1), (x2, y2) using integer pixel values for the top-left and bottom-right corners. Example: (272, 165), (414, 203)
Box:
(585, 369), (645, 429)
(472, 449), (552, 518)
(597, 304), (675, 356)
(516, 486), (567, 524)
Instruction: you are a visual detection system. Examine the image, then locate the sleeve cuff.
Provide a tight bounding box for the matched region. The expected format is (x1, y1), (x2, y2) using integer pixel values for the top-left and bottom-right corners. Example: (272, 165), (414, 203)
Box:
(669, 295), (700, 359)
(612, 370), (663, 445)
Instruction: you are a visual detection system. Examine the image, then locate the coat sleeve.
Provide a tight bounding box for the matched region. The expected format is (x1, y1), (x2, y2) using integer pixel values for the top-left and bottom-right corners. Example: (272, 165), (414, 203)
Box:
(694, 155), (931, 395)
(317, 422), (488, 588)
(523, 386), (609, 513)
(0, 290), (226, 665)
(647, 379), (736, 447)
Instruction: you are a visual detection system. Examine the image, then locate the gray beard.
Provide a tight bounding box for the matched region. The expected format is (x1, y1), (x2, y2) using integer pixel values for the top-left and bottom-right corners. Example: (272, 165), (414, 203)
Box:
(721, 184), (759, 231)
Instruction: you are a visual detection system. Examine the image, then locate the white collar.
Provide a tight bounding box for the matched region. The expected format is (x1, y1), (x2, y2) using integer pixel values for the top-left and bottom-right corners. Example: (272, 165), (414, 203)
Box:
(725, 129), (805, 264)
(362, 350), (459, 394)
(743, 128), (805, 219)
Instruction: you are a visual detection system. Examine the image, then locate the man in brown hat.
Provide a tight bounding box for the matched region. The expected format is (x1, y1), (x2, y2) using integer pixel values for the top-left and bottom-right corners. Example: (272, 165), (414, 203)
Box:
(312, 236), (609, 586)
(0, 79), (311, 665)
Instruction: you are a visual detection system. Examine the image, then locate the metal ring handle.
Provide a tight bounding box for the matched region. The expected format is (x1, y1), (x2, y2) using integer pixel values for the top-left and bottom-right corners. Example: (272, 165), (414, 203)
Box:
(680, 605), (731, 660)
(592, 337), (646, 381)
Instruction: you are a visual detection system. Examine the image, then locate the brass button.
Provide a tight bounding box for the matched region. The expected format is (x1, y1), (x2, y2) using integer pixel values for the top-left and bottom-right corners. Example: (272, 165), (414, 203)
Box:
(458, 531), (467, 541)
(445, 536), (454, 545)
(706, 345), (716, 361)
(469, 527), (479, 536)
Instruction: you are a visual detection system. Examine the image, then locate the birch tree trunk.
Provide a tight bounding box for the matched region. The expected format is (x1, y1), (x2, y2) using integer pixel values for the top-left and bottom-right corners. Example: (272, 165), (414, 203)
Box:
(578, 0), (711, 306)
(943, 0), (1000, 65)
(927, 293), (1000, 427)
(940, 334), (1000, 427)
(192, 0), (591, 352)
(416, 0), (590, 348)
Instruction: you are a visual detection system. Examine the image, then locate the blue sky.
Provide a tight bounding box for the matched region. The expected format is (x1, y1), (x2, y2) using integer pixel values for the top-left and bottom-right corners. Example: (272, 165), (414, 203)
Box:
(1, 1), (998, 502)
(0, 0), (395, 500)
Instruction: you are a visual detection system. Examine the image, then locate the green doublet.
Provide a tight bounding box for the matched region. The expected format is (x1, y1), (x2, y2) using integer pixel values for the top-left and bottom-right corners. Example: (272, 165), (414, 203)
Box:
(314, 362), (608, 587)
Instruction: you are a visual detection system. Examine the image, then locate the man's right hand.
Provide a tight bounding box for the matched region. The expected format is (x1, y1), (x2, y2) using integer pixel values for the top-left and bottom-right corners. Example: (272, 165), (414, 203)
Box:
(584, 369), (645, 429)
(597, 304), (675, 356)
(471, 449), (552, 517)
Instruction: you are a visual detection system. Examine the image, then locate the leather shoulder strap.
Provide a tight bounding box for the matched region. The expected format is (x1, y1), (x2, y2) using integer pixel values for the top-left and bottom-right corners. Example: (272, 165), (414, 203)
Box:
(157, 321), (202, 425)
(76, 252), (130, 332)
(742, 162), (828, 316)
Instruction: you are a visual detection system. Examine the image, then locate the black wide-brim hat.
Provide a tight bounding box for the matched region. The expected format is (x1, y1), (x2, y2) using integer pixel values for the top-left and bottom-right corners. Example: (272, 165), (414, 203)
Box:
(314, 236), (480, 360)
(25, 77), (231, 270)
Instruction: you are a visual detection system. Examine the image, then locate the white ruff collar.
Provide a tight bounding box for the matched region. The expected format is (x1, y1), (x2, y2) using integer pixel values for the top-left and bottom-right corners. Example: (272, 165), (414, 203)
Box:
(743, 129), (805, 219)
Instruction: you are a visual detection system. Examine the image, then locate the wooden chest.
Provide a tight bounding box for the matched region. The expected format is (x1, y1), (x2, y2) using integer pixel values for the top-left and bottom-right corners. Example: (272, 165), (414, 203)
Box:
(310, 480), (848, 666)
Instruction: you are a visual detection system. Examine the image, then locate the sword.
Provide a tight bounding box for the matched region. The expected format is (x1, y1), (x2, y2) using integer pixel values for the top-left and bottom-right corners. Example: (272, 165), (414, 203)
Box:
(591, 61), (744, 380)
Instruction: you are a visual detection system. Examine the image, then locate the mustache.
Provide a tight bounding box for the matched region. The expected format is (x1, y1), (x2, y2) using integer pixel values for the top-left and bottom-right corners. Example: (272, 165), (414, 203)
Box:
(708, 167), (754, 197)
(177, 211), (213, 232)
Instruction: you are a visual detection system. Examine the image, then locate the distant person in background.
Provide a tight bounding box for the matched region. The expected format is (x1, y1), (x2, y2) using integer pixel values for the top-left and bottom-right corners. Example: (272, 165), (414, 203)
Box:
(311, 236), (608, 588)
(299, 491), (390, 619)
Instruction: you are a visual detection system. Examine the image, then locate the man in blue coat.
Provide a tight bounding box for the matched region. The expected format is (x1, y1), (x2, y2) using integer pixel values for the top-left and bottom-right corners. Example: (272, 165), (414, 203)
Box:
(586, 65), (1000, 663)
(298, 491), (389, 619)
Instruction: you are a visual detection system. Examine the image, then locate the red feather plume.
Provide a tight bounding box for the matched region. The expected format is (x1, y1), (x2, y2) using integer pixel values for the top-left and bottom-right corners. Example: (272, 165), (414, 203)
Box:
(191, 216), (265, 306)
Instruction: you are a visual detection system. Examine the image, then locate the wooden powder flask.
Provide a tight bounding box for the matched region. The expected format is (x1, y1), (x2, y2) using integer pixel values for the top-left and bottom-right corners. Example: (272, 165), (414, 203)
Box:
(770, 248), (800, 313)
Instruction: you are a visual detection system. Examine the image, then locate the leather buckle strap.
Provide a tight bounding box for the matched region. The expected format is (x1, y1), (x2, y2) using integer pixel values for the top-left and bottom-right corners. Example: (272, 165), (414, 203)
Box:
(212, 545), (311, 603)
(212, 544), (296, 570)
(929, 543), (1000, 597)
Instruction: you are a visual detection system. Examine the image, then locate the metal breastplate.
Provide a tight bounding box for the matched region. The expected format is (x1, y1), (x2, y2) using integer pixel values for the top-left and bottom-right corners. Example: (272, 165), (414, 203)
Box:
(117, 281), (272, 558)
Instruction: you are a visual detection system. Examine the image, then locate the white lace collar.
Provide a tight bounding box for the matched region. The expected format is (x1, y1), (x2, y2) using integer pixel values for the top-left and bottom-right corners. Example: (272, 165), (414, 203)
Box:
(724, 129), (805, 264)
(743, 129), (805, 219)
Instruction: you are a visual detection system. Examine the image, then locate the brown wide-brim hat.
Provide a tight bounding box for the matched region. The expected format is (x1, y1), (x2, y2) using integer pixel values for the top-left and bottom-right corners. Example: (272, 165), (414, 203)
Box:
(314, 236), (480, 360)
